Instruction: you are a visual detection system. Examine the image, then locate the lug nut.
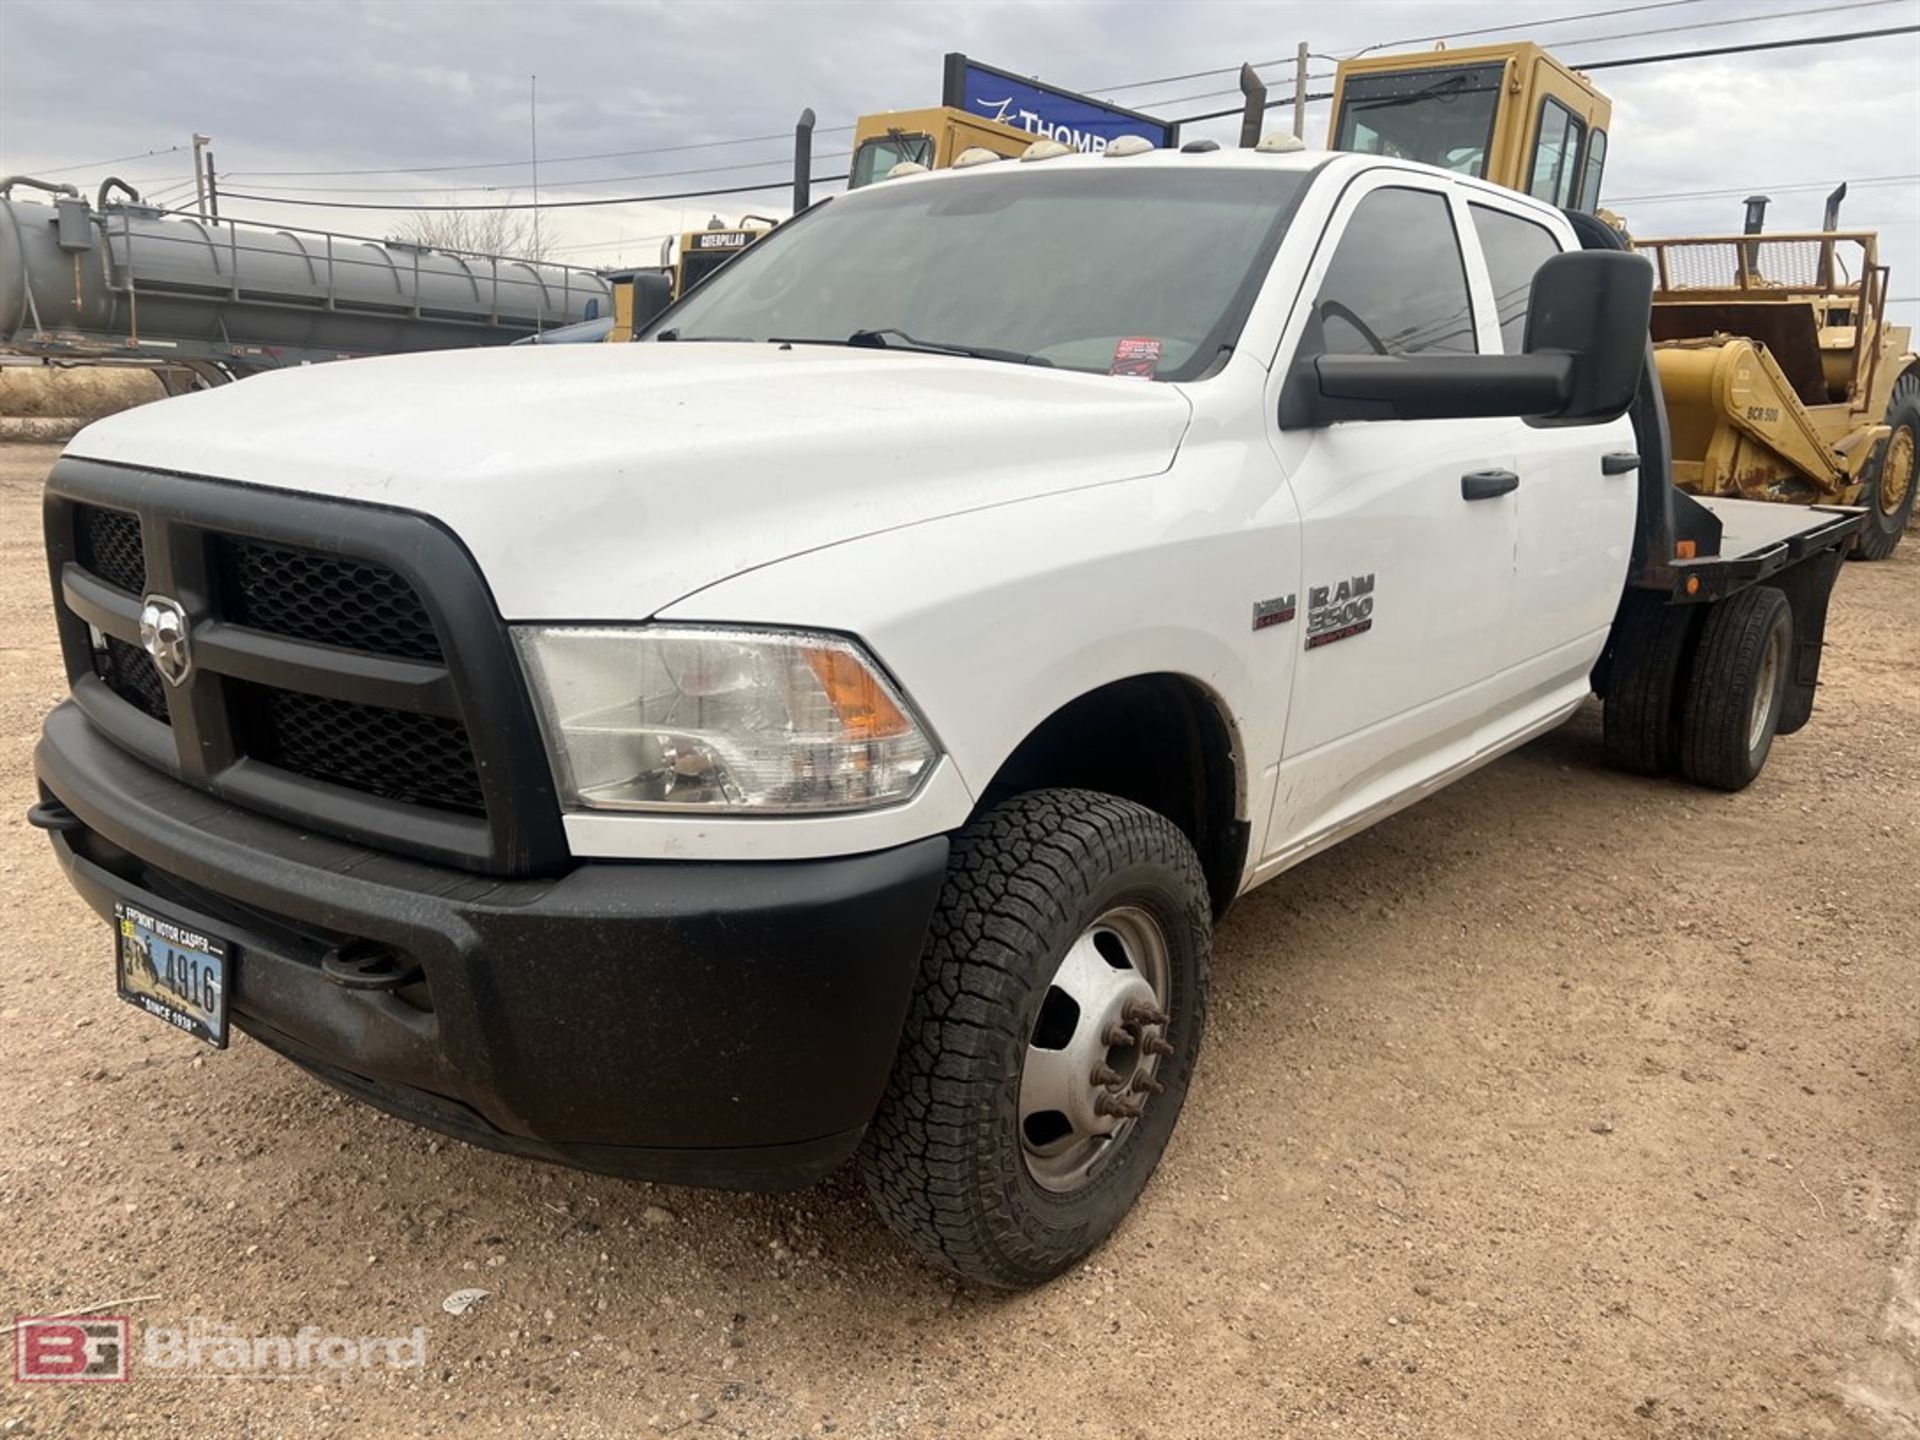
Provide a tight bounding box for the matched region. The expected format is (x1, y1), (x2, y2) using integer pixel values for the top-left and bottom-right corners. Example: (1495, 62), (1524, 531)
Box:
(1130, 1073), (1165, 1095)
(1143, 1036), (1175, 1057)
(1123, 1000), (1169, 1028)
(1101, 1023), (1135, 1048)
(1095, 1092), (1144, 1120)
(1089, 1063), (1124, 1087)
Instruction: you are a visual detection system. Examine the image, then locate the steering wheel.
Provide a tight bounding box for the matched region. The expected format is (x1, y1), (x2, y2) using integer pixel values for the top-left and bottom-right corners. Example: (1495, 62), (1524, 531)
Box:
(1318, 300), (1391, 357)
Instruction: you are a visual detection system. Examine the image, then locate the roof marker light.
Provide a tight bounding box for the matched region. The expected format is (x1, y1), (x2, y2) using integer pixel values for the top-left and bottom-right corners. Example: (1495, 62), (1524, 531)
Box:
(1020, 140), (1073, 162)
(953, 146), (1003, 168)
(883, 161), (929, 179)
(1180, 138), (1221, 154)
(1105, 136), (1155, 158)
(1256, 132), (1307, 154)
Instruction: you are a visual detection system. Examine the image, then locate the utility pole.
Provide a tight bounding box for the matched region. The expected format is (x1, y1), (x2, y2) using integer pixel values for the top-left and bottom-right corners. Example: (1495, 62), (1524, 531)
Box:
(191, 132), (211, 215)
(529, 75), (542, 262)
(1293, 43), (1309, 140)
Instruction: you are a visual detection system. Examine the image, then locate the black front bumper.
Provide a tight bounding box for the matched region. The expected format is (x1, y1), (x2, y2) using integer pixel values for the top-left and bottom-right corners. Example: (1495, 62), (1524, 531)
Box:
(36, 702), (948, 1188)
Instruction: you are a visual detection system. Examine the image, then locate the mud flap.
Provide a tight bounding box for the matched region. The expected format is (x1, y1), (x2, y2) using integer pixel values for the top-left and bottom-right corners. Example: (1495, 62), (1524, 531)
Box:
(1765, 546), (1846, 735)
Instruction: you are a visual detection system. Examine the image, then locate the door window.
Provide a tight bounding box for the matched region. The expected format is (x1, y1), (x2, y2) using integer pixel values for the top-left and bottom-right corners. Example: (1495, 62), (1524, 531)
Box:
(1301, 186), (1477, 359)
(1578, 130), (1608, 211)
(1468, 203), (1562, 352)
(1527, 98), (1586, 208)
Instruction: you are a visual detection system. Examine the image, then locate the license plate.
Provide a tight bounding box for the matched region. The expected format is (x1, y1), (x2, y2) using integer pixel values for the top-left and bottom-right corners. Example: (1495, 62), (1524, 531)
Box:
(114, 901), (230, 1048)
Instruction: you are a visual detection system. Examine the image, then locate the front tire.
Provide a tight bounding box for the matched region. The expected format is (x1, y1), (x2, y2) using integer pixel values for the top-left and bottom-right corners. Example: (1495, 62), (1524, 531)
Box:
(858, 789), (1211, 1289)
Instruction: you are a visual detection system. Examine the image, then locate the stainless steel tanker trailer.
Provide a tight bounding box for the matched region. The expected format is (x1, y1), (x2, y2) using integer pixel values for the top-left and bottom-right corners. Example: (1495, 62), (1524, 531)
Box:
(1, 176), (612, 386)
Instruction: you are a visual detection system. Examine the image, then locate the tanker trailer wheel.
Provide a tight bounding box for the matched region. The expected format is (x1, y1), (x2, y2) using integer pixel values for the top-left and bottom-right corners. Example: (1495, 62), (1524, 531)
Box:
(1602, 592), (1702, 777)
(1678, 587), (1794, 792)
(858, 789), (1210, 1290)
(1852, 370), (1918, 561)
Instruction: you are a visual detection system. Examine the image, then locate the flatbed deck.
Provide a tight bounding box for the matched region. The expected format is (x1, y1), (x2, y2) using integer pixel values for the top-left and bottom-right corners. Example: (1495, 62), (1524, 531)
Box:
(1662, 496), (1863, 604)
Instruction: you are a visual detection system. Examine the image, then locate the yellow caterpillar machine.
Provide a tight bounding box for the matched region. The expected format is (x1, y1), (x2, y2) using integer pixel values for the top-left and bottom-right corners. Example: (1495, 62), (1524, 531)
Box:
(605, 216), (777, 342)
(847, 107), (1035, 188)
(1325, 40), (1918, 556)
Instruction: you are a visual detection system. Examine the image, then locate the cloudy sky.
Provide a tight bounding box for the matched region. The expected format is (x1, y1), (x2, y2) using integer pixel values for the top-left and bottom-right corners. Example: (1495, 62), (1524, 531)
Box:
(1, 0), (1916, 326)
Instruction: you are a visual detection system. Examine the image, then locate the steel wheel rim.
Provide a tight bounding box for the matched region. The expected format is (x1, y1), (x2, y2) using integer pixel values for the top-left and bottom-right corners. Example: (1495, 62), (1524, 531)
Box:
(1881, 427), (1914, 515)
(1749, 619), (1789, 752)
(1019, 905), (1173, 1194)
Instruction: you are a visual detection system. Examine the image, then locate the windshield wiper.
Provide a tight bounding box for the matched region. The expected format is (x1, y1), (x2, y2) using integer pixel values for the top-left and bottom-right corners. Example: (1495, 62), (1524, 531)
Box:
(841, 328), (1054, 367)
(653, 330), (760, 342)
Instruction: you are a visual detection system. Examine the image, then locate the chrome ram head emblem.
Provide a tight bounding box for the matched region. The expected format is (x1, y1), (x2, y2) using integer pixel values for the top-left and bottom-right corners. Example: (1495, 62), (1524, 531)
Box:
(139, 595), (193, 687)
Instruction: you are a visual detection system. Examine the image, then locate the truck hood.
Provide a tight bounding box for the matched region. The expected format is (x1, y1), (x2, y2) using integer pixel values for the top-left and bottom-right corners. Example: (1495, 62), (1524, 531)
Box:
(66, 343), (1192, 619)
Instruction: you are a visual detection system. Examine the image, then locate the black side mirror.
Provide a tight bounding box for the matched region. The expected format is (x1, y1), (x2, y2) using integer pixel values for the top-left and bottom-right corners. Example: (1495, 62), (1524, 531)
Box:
(1278, 249), (1653, 429)
(1521, 249), (1652, 425)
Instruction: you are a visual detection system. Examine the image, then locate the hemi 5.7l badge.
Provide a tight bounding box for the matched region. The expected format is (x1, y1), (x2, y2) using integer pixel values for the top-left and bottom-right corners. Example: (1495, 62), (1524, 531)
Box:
(1306, 573), (1375, 649)
(1252, 594), (1297, 630)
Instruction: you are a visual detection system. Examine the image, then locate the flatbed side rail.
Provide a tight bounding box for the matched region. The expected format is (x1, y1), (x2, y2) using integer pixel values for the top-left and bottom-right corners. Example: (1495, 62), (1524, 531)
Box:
(1663, 506), (1864, 606)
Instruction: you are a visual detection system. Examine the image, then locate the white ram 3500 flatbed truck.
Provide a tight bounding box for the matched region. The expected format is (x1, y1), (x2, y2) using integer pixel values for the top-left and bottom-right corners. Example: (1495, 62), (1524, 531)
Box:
(32, 147), (1859, 1288)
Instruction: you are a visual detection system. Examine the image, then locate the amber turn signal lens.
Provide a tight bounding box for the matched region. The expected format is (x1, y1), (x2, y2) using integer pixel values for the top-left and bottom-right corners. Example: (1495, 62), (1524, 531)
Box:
(804, 646), (913, 740)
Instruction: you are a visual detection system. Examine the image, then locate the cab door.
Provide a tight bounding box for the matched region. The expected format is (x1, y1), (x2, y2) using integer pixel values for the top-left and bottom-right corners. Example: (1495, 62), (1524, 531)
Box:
(1462, 194), (1639, 706)
(1258, 174), (1523, 869)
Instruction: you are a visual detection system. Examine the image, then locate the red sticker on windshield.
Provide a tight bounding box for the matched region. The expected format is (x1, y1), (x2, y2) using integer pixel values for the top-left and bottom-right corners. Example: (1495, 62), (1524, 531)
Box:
(1110, 336), (1164, 378)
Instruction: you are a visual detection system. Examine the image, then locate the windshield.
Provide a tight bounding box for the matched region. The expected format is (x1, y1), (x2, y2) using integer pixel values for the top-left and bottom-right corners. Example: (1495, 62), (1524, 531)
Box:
(1333, 64), (1505, 178)
(646, 166), (1309, 381)
(849, 133), (935, 189)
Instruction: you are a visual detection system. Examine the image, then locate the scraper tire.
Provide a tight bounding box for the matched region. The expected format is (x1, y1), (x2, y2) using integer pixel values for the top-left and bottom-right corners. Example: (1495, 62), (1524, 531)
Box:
(1852, 370), (1918, 561)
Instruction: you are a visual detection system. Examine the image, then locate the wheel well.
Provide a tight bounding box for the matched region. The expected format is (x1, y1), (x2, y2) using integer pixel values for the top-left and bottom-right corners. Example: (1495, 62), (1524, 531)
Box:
(981, 675), (1246, 918)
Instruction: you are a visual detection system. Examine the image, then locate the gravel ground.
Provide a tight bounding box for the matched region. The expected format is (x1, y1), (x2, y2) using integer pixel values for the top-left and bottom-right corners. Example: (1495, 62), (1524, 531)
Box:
(0, 438), (1915, 1438)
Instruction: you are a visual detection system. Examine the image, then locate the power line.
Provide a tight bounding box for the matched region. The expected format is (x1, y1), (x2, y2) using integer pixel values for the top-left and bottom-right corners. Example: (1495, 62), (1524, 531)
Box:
(545, 229), (685, 255)
(1, 143), (189, 177)
(1347, 0), (1718, 55)
(1165, 21), (1920, 124)
(1091, 0), (1719, 91)
(1374, 0), (1912, 59)
(78, 9), (1920, 213)
(1576, 19), (1920, 67)
(1095, 0), (1899, 105)
(1136, 2), (1914, 119)
(214, 173), (851, 215)
(1117, 75), (1339, 114)
(223, 126), (855, 181)
(244, 151), (851, 196)
(1608, 173), (1919, 203)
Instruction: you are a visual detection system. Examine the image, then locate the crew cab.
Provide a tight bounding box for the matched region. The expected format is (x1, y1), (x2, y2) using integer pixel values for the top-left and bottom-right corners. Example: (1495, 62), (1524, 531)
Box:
(32, 145), (1859, 1289)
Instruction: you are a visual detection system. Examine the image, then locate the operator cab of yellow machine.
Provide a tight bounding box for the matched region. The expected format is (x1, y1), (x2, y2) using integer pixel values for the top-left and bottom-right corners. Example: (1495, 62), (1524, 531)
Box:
(1329, 41), (1611, 212)
(848, 107), (1035, 189)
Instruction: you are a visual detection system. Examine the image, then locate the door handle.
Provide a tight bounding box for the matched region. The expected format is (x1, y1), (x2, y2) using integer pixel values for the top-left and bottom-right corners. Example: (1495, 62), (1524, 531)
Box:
(1602, 452), (1641, 475)
(1461, 469), (1520, 501)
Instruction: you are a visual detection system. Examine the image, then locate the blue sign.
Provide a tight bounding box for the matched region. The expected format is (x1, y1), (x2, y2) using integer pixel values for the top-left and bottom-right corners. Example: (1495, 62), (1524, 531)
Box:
(942, 54), (1177, 153)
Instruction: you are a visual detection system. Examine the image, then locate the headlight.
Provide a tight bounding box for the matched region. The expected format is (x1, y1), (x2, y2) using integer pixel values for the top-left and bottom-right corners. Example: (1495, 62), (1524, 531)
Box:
(513, 625), (938, 813)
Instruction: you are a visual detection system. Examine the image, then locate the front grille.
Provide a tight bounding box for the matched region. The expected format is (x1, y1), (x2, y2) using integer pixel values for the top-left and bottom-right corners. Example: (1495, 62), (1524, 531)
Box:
(76, 505), (146, 594)
(99, 635), (169, 722)
(233, 683), (485, 815)
(49, 459), (569, 873)
(214, 537), (443, 661)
